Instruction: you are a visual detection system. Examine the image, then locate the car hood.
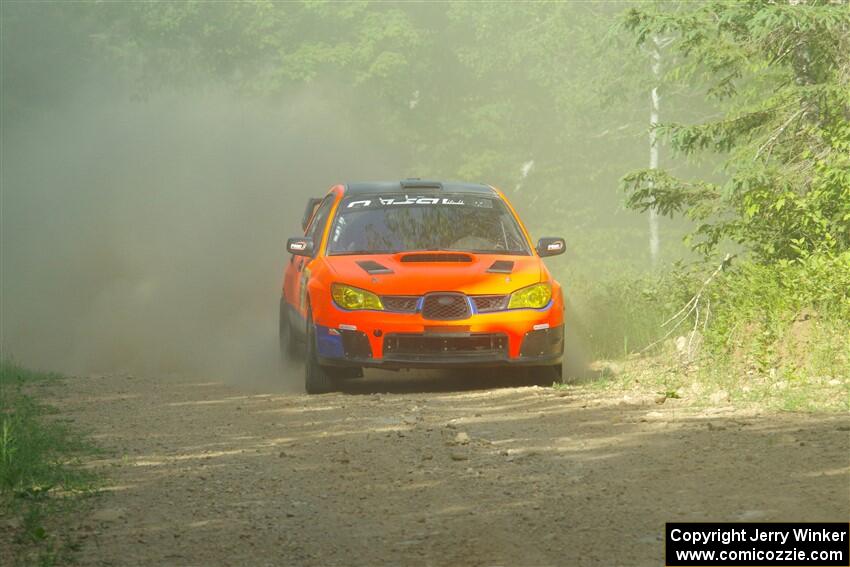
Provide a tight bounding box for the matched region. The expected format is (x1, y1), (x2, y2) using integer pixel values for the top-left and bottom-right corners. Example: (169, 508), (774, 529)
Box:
(323, 252), (543, 296)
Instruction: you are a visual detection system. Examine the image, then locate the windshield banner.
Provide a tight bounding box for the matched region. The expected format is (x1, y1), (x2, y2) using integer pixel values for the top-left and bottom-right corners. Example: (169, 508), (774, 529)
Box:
(346, 195), (493, 209)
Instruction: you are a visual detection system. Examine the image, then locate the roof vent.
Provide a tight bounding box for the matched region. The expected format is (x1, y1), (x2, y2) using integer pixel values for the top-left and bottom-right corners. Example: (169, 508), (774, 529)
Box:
(400, 179), (443, 191)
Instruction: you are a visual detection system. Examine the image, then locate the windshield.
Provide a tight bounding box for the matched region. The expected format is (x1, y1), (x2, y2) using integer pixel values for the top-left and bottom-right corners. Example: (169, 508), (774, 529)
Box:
(327, 194), (530, 256)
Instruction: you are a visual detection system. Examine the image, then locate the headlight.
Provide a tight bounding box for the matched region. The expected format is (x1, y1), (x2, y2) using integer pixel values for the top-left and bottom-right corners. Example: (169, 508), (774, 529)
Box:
(331, 283), (384, 310)
(508, 282), (552, 309)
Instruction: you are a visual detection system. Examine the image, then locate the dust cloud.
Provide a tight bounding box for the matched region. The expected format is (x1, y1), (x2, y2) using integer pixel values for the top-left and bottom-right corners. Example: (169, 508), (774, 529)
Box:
(1, 86), (401, 383)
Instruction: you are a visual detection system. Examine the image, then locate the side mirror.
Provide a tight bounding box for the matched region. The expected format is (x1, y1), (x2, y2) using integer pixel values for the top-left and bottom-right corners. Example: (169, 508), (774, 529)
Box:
(287, 237), (314, 257)
(302, 198), (322, 231)
(536, 237), (566, 257)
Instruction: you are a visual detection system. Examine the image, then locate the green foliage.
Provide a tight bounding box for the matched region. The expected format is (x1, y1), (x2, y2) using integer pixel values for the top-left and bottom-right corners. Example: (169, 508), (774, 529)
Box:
(86, 1), (422, 92)
(565, 269), (694, 359)
(572, 248), (849, 410)
(705, 251), (850, 354)
(634, 254), (847, 410)
(0, 364), (94, 494)
(612, 1), (850, 410)
(622, 0), (850, 261)
(0, 361), (98, 566)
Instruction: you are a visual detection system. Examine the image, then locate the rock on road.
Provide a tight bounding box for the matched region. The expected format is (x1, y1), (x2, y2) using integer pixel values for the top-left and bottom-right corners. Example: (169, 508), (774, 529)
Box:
(49, 369), (849, 566)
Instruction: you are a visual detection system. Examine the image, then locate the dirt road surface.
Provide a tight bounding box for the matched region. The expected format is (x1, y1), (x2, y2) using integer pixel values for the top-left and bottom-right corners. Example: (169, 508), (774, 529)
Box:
(49, 369), (849, 566)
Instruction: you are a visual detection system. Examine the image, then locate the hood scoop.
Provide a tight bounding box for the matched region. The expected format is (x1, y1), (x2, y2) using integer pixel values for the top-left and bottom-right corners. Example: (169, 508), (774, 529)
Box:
(486, 260), (514, 274)
(400, 253), (472, 263)
(356, 260), (393, 275)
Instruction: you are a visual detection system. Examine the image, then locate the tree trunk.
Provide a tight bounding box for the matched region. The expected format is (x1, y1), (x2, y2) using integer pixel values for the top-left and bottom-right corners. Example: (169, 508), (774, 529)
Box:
(648, 35), (662, 268)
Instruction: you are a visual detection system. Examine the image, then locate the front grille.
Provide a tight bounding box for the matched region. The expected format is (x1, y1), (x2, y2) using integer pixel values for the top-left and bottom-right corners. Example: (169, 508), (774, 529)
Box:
(381, 295), (420, 313)
(421, 293), (470, 320)
(472, 295), (508, 312)
(380, 293), (508, 315)
(384, 333), (507, 358)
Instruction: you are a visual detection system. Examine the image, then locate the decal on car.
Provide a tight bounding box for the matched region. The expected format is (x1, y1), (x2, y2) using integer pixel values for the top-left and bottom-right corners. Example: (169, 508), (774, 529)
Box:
(346, 195), (492, 209)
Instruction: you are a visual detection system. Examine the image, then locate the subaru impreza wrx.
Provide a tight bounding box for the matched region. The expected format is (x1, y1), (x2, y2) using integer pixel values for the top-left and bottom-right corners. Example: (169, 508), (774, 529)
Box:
(281, 179), (566, 393)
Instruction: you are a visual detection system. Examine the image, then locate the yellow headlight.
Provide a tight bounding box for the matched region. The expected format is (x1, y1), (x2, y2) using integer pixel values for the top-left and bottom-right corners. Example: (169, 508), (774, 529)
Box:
(508, 282), (552, 309)
(331, 283), (384, 310)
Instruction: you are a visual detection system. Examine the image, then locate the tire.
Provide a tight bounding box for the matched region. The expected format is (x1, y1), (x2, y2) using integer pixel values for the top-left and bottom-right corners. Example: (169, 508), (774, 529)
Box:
(304, 311), (337, 394)
(279, 300), (304, 363)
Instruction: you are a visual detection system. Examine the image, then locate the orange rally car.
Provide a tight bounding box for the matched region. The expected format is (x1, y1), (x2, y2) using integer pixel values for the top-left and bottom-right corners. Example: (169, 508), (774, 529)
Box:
(280, 179), (566, 393)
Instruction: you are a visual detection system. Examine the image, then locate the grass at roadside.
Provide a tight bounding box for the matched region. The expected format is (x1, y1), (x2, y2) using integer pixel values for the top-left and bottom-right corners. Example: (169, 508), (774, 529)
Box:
(1, 360), (99, 566)
(561, 258), (850, 413)
(564, 342), (849, 413)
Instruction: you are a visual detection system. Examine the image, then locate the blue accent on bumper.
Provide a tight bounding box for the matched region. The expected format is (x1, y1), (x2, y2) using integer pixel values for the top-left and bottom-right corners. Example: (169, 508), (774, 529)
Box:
(315, 325), (345, 358)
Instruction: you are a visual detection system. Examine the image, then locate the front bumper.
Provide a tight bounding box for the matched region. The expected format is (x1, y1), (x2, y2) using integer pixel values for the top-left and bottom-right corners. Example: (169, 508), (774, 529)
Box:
(316, 324), (564, 370)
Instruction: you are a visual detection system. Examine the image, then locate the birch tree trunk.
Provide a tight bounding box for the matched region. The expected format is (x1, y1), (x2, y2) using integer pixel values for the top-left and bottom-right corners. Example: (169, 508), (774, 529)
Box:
(648, 35), (662, 268)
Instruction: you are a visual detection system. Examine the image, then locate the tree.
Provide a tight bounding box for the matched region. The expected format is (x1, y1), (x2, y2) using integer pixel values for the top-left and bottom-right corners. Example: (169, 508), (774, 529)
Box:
(84, 2), (670, 269)
(53, 1), (711, 274)
(622, 0), (850, 262)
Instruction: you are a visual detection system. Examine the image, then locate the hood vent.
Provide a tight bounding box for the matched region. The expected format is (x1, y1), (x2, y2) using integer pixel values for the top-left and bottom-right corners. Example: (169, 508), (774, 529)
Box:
(356, 260), (393, 275)
(486, 260), (514, 274)
(400, 253), (472, 263)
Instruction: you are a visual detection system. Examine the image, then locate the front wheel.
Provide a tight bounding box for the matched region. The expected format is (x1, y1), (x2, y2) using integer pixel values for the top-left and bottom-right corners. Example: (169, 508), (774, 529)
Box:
(279, 300), (304, 363)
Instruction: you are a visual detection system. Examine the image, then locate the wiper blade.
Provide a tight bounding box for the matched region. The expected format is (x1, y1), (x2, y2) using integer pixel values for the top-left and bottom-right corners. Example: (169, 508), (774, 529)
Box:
(409, 247), (526, 255)
(460, 249), (528, 254)
(329, 249), (398, 256)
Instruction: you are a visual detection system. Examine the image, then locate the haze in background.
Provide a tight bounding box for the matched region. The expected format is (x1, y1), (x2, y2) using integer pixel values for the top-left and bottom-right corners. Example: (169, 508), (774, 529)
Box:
(1, 3), (693, 378)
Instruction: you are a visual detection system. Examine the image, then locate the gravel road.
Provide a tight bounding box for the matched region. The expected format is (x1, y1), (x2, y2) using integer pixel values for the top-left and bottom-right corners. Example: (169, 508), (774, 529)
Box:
(50, 369), (849, 566)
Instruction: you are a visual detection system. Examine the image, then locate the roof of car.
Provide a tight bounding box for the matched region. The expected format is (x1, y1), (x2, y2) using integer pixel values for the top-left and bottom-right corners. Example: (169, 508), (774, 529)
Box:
(344, 180), (496, 195)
